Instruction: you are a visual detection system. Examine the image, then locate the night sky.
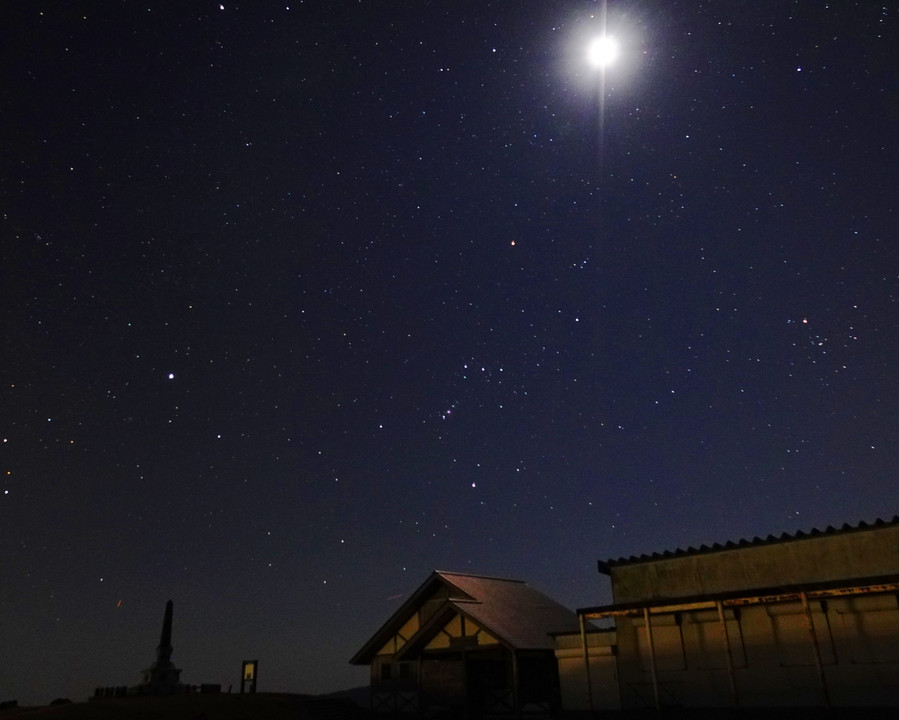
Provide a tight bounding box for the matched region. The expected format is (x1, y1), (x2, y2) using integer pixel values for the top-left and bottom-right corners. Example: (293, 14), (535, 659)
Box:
(2, 0), (897, 705)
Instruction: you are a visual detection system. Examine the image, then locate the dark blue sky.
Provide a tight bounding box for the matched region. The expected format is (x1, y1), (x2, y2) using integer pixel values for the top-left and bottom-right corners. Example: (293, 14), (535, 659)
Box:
(2, 0), (897, 705)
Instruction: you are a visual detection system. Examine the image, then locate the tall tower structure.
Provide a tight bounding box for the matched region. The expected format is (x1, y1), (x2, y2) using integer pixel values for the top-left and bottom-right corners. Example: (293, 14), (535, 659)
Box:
(137, 600), (185, 694)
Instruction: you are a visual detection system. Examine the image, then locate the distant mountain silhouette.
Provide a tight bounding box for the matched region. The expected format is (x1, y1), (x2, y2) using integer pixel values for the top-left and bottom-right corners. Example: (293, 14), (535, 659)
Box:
(316, 685), (370, 708)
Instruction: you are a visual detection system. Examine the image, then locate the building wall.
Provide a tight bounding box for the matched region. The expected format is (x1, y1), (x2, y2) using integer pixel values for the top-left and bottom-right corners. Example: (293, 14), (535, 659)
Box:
(554, 630), (620, 710)
(370, 602), (557, 714)
(613, 593), (899, 708)
(610, 525), (899, 603)
(422, 613), (499, 651)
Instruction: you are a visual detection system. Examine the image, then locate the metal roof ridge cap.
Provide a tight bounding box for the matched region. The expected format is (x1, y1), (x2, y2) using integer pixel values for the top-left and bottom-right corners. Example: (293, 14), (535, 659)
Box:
(435, 570), (527, 583)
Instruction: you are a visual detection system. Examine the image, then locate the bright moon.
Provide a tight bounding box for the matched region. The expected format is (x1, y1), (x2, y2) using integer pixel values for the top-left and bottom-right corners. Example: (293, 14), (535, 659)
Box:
(587, 36), (619, 68)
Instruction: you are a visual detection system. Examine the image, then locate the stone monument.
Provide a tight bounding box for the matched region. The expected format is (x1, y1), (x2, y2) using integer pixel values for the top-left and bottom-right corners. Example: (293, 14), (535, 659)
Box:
(134, 600), (185, 695)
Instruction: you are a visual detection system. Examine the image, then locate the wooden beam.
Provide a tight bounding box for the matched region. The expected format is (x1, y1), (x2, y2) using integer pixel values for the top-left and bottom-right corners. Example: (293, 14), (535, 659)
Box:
(643, 607), (660, 710)
(579, 613), (594, 711)
(580, 580), (899, 620)
(716, 600), (738, 706)
(800, 591), (831, 708)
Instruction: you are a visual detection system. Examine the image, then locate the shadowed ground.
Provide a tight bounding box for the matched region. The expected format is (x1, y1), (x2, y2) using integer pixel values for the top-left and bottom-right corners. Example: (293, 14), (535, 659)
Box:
(0, 693), (373, 720)
(5, 697), (899, 720)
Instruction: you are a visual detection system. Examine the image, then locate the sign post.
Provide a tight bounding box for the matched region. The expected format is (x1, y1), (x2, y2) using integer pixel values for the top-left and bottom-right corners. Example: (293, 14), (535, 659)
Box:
(240, 660), (258, 694)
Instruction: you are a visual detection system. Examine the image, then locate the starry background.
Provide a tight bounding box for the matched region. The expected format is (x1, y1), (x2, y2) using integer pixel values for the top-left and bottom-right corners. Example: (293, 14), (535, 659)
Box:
(2, 0), (897, 706)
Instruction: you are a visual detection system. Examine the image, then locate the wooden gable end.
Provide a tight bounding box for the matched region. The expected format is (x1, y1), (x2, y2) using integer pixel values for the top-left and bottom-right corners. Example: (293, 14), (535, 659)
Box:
(376, 611), (421, 656)
(425, 609), (500, 650)
(376, 583), (467, 657)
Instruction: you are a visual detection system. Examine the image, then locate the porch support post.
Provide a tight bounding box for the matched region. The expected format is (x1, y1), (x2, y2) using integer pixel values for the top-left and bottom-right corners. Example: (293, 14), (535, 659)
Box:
(462, 648), (469, 718)
(799, 591), (831, 707)
(511, 650), (520, 718)
(417, 657), (422, 715)
(643, 607), (660, 710)
(579, 613), (594, 711)
(716, 600), (738, 706)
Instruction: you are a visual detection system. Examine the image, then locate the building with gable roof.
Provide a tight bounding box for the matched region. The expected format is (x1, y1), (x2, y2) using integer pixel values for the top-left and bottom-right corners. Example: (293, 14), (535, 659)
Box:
(350, 571), (582, 716)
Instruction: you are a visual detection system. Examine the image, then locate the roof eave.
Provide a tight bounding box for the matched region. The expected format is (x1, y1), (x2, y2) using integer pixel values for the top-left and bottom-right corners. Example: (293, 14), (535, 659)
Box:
(577, 572), (899, 618)
(349, 571), (449, 665)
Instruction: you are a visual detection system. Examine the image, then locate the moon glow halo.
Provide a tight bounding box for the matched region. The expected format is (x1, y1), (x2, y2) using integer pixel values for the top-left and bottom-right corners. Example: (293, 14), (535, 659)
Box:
(587, 35), (619, 68)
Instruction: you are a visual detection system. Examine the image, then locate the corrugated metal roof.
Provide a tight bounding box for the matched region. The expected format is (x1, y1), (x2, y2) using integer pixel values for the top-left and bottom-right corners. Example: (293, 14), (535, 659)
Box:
(598, 515), (899, 573)
(436, 571), (583, 649)
(350, 571), (581, 664)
